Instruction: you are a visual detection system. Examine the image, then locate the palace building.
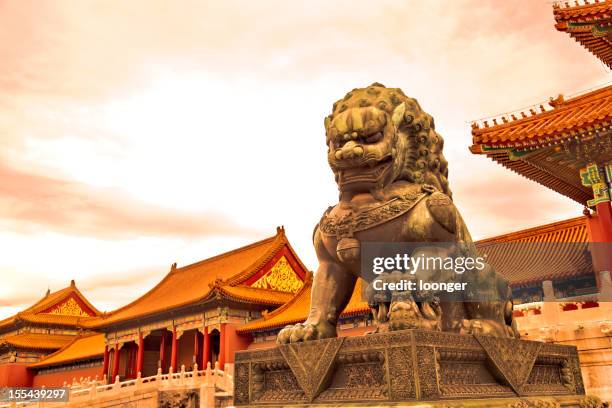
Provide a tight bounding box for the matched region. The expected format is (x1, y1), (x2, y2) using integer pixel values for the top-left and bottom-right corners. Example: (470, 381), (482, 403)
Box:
(80, 226), (308, 382)
(469, 0), (612, 400)
(0, 281), (101, 386)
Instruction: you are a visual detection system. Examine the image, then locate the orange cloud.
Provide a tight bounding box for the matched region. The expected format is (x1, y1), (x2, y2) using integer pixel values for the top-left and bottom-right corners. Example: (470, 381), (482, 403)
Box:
(0, 162), (256, 238)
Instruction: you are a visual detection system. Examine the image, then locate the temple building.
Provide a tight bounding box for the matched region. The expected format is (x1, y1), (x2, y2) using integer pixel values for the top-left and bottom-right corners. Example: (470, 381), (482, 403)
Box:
(0, 281), (101, 386)
(77, 227), (307, 382)
(28, 333), (105, 387)
(476, 216), (598, 303)
(468, 1), (611, 400)
(553, 0), (612, 70)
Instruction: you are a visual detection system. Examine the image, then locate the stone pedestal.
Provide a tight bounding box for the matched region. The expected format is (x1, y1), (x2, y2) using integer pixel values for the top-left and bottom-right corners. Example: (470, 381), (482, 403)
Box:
(234, 330), (595, 407)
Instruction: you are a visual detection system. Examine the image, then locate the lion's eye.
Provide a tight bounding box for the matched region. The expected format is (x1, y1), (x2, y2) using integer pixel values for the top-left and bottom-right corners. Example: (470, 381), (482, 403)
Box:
(365, 132), (383, 144)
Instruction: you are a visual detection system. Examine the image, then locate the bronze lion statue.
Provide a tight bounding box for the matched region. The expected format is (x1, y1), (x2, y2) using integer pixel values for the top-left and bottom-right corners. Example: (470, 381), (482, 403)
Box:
(277, 83), (518, 343)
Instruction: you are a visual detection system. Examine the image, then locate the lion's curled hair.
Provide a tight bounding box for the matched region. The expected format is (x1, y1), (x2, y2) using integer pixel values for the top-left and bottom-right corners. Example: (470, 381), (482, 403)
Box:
(328, 83), (451, 198)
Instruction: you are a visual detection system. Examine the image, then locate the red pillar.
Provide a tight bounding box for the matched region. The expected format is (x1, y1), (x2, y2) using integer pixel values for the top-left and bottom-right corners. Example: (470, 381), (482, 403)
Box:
(111, 344), (120, 380)
(219, 323), (226, 370)
(102, 345), (109, 380)
(170, 326), (178, 371)
(159, 331), (166, 372)
(586, 202), (612, 290)
(203, 327), (210, 368)
(595, 202), (612, 242)
(136, 332), (144, 376)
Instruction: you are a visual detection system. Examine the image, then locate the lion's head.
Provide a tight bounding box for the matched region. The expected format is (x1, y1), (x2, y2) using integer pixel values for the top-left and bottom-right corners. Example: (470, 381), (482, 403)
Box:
(325, 83), (451, 198)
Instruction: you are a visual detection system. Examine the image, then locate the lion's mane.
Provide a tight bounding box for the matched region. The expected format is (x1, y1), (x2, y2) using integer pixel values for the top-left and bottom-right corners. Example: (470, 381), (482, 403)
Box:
(327, 83), (451, 198)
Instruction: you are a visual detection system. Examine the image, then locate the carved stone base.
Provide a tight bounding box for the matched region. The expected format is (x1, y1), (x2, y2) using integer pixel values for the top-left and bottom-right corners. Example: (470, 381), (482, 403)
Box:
(234, 330), (598, 407)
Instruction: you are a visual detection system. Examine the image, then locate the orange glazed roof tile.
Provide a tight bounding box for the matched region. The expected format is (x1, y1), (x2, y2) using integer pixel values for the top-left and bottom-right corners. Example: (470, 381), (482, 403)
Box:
(213, 285), (295, 306)
(470, 85), (612, 204)
(471, 85), (612, 150)
(475, 216), (593, 286)
(0, 333), (75, 351)
(29, 333), (105, 369)
(82, 228), (307, 328)
(237, 275), (370, 334)
(553, 0), (612, 69)
(0, 281), (100, 331)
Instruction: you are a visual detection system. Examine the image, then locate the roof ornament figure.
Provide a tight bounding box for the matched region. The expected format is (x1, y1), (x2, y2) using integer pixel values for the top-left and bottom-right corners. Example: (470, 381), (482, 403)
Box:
(549, 94), (565, 108)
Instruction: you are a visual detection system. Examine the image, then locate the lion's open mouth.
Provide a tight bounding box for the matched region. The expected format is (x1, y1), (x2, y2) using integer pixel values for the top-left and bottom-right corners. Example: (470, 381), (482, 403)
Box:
(338, 155), (393, 188)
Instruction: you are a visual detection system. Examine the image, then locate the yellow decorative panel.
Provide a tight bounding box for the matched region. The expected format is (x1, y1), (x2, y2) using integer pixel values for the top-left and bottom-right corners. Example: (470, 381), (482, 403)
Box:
(48, 297), (90, 317)
(251, 256), (303, 293)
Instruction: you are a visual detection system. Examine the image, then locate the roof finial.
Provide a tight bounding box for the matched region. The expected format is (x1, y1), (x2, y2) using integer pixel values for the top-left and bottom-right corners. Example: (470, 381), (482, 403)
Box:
(45, 287), (51, 297)
(170, 262), (177, 271)
(548, 94), (565, 108)
(276, 225), (285, 234)
(70, 279), (76, 288)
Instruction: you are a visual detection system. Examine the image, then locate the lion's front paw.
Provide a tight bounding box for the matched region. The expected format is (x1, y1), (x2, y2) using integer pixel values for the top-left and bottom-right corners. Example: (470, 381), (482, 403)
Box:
(388, 300), (441, 331)
(276, 321), (337, 344)
(459, 319), (511, 337)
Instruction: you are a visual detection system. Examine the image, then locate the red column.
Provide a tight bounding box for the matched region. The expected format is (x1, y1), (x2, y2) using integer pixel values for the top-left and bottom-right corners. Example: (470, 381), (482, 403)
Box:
(102, 345), (109, 380)
(203, 327), (210, 368)
(170, 326), (178, 371)
(111, 344), (120, 380)
(136, 332), (144, 376)
(159, 331), (166, 372)
(595, 202), (612, 241)
(587, 202), (612, 290)
(219, 323), (226, 370)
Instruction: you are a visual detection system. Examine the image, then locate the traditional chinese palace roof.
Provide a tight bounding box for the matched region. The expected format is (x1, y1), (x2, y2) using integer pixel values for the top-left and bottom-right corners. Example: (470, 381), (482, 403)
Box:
(82, 227), (308, 329)
(29, 333), (105, 369)
(470, 85), (612, 205)
(0, 281), (101, 333)
(0, 333), (75, 352)
(237, 275), (370, 334)
(553, 0), (612, 69)
(475, 216), (593, 287)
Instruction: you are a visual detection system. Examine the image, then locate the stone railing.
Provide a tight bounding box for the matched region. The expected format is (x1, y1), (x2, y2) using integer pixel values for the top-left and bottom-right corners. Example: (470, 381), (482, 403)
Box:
(0, 362), (233, 408)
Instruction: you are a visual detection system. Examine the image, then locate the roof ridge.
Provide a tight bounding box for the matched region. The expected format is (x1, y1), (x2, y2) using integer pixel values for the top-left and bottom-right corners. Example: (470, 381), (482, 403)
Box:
(176, 232), (281, 273)
(82, 229), (286, 327)
(0, 283), (100, 329)
(225, 232), (289, 286)
(553, 0), (611, 13)
(476, 216), (587, 245)
(471, 84), (612, 134)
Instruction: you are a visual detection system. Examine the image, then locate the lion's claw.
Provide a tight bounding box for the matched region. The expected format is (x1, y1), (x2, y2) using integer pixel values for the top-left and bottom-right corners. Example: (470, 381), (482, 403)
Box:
(459, 318), (512, 337)
(276, 321), (336, 344)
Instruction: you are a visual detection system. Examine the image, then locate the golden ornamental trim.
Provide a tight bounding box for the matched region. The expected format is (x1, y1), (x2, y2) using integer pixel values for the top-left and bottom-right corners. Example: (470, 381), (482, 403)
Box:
(251, 256), (304, 293)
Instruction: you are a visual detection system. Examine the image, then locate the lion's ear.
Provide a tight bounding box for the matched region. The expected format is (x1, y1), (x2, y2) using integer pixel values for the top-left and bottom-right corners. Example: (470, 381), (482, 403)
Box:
(391, 102), (406, 128)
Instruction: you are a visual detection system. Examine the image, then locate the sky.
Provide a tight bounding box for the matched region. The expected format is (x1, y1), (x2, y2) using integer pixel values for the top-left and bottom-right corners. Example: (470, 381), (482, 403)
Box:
(0, 0), (609, 319)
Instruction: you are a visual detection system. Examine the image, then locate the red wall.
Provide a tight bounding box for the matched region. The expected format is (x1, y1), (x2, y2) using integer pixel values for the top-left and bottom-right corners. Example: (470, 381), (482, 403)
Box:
(0, 364), (34, 386)
(224, 325), (252, 365)
(32, 365), (102, 387)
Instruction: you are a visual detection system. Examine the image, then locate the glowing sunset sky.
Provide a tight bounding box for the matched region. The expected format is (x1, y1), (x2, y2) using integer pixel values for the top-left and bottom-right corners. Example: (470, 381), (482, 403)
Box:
(0, 0), (609, 318)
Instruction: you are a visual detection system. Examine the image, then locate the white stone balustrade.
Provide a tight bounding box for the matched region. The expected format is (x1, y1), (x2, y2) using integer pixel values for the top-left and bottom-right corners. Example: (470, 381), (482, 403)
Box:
(0, 363), (233, 408)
